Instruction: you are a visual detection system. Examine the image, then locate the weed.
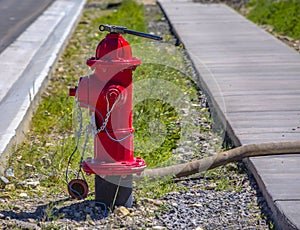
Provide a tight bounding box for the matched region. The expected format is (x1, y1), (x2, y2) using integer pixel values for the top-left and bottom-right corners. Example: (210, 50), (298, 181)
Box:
(201, 162), (246, 192)
(42, 203), (65, 222)
(134, 176), (187, 199)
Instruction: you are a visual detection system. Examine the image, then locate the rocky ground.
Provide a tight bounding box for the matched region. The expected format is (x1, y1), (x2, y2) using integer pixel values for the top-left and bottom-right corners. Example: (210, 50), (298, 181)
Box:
(2, 0), (299, 229)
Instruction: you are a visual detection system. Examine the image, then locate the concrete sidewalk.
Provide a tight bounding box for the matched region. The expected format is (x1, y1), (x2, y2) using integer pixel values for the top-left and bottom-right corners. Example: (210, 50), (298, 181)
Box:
(0, 0), (86, 173)
(158, 0), (300, 229)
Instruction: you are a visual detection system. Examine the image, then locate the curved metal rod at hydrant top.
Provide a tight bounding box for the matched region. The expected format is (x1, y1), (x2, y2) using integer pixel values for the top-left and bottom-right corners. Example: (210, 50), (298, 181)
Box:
(99, 24), (163, 41)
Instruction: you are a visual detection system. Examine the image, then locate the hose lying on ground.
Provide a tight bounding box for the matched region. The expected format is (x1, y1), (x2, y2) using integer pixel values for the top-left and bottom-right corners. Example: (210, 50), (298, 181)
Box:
(136, 141), (300, 179)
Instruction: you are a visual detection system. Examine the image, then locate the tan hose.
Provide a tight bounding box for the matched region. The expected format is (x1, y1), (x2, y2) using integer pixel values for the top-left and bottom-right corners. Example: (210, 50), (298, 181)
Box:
(136, 141), (300, 179)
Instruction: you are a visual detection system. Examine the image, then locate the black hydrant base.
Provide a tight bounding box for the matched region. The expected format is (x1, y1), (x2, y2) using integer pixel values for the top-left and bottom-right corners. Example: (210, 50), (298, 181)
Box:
(95, 175), (133, 208)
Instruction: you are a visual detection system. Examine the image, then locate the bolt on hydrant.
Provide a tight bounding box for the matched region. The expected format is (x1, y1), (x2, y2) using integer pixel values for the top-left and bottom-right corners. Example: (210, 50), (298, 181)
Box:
(68, 24), (162, 208)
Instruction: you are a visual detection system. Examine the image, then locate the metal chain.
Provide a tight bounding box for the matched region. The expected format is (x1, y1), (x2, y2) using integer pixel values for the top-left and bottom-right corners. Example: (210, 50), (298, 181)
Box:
(95, 94), (121, 134)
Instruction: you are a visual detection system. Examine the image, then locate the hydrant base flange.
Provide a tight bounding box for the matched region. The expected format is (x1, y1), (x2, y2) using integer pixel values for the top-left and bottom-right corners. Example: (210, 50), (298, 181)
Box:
(82, 157), (146, 176)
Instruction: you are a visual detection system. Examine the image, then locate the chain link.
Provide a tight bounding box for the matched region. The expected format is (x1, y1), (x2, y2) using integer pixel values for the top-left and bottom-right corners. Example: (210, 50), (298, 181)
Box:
(95, 94), (121, 134)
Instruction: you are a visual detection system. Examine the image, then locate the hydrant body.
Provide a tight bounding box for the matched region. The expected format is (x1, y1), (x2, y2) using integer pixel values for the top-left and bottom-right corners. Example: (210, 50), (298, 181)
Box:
(77, 33), (146, 176)
(70, 32), (147, 207)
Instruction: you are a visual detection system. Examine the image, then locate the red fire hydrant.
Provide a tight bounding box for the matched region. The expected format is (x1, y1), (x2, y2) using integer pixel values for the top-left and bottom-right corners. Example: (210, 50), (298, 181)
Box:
(68, 24), (162, 208)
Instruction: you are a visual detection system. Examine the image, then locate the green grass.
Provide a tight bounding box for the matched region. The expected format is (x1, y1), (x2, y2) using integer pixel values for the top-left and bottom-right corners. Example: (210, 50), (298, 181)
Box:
(201, 163), (246, 192)
(247, 0), (300, 39)
(134, 176), (187, 199)
(91, 0), (147, 43)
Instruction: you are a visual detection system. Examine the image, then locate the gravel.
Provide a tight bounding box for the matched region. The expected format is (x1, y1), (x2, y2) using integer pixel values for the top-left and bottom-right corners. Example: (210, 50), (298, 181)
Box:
(1, 170), (271, 229)
(153, 175), (270, 229)
(2, 0), (297, 229)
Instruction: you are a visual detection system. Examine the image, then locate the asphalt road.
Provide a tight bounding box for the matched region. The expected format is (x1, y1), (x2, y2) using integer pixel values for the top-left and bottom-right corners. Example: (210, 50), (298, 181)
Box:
(0, 0), (54, 53)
